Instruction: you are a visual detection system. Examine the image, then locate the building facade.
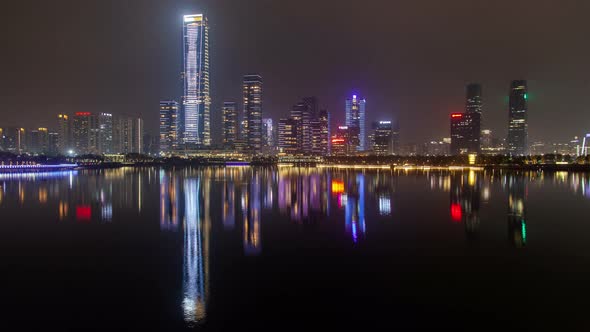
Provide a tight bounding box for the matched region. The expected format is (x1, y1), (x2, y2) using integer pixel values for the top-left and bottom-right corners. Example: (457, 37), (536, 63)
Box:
(507, 80), (528, 155)
(182, 14), (211, 147)
(243, 74), (263, 152)
(345, 95), (366, 152)
(222, 102), (238, 150)
(57, 114), (70, 154)
(160, 100), (179, 153)
(372, 121), (393, 155)
(450, 112), (481, 155)
(278, 118), (298, 155)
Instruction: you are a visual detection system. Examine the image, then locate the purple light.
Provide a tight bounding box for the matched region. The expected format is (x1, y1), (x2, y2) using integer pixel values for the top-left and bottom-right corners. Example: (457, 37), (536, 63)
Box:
(0, 164), (77, 169)
(353, 94), (357, 99)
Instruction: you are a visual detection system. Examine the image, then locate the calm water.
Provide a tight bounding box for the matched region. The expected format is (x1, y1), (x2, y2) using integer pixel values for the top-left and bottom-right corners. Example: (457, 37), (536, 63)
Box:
(1, 167), (590, 330)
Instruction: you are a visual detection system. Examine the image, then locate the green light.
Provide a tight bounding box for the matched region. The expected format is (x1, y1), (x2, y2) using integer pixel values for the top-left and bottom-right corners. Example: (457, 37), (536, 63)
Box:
(524, 93), (528, 100)
(521, 220), (527, 244)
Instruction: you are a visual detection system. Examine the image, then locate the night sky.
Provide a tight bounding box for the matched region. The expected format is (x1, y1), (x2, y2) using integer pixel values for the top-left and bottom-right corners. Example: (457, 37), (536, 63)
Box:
(1, 0), (589, 144)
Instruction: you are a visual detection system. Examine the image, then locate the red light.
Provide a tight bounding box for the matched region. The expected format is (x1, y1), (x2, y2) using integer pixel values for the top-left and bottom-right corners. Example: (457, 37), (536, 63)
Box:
(76, 205), (91, 222)
(75, 112), (91, 116)
(332, 138), (345, 143)
(451, 203), (462, 222)
(451, 113), (463, 118)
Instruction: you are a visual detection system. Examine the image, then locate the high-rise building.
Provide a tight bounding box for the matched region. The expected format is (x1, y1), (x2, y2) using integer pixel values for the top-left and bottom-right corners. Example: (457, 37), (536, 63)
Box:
(114, 116), (143, 154)
(73, 112), (92, 155)
(182, 14), (210, 148)
(278, 118), (298, 155)
(311, 109), (330, 155)
(262, 118), (274, 148)
(391, 119), (400, 155)
(372, 121), (393, 155)
(29, 128), (49, 154)
(466, 83), (483, 115)
(48, 132), (59, 155)
(243, 74), (263, 152)
(345, 94), (366, 152)
(57, 114), (70, 154)
(507, 80), (528, 155)
(331, 125), (351, 156)
(450, 112), (481, 155)
(221, 102), (238, 150)
(159, 100), (179, 153)
(98, 113), (113, 154)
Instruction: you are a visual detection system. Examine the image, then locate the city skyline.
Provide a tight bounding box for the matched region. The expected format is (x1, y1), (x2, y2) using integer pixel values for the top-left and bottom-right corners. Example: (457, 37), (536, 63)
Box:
(1, 0), (589, 145)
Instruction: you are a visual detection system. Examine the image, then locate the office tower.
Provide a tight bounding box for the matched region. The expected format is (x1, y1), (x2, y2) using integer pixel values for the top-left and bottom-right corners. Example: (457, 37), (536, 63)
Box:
(262, 118), (274, 148)
(331, 125), (350, 156)
(143, 133), (158, 156)
(4, 128), (27, 154)
(48, 132), (59, 155)
(507, 80), (528, 155)
(466, 83), (483, 115)
(372, 121), (393, 155)
(57, 114), (70, 154)
(300, 97), (318, 153)
(182, 14), (211, 148)
(391, 119), (400, 155)
(98, 113), (113, 154)
(311, 109), (330, 155)
(0, 128), (3, 151)
(450, 112), (481, 155)
(73, 112), (92, 155)
(160, 100), (179, 153)
(222, 102), (238, 150)
(113, 116), (143, 154)
(481, 129), (493, 149)
(278, 118), (298, 154)
(345, 94), (366, 152)
(243, 74), (263, 151)
(29, 128), (49, 154)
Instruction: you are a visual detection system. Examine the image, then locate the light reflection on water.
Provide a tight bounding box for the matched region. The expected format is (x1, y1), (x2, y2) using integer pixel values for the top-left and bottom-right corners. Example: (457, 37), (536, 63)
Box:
(2, 167), (590, 326)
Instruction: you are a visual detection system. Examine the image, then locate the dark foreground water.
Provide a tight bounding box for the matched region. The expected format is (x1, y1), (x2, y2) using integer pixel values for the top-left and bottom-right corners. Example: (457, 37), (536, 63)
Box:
(1, 167), (590, 330)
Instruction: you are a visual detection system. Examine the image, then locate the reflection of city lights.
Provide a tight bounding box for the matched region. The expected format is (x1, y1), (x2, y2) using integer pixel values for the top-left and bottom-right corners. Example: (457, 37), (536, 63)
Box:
(102, 204), (113, 222)
(76, 205), (91, 222)
(331, 180), (345, 194)
(38, 187), (48, 204)
(338, 193), (347, 208)
(451, 203), (462, 222)
(521, 220), (527, 244)
(468, 170), (476, 187)
(378, 195), (391, 216)
(58, 201), (68, 221)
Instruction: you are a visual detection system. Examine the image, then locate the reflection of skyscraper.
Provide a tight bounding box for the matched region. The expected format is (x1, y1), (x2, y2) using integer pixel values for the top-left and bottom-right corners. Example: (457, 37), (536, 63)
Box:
(243, 171), (261, 255)
(507, 174), (527, 247)
(160, 170), (180, 231)
(344, 173), (366, 243)
(182, 14), (211, 148)
(450, 171), (481, 238)
(222, 179), (235, 230)
(182, 178), (209, 325)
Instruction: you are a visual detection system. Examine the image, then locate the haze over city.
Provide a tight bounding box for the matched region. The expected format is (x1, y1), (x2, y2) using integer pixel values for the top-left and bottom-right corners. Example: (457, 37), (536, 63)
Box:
(1, 0), (590, 145)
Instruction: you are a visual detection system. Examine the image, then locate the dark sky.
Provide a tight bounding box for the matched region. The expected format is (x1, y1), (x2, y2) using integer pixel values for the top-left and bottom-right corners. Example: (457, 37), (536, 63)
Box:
(1, 0), (590, 144)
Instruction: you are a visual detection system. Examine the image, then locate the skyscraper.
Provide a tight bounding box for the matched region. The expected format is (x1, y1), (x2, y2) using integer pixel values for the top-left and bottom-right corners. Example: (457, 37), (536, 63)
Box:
(113, 116), (143, 154)
(278, 118), (298, 155)
(98, 113), (113, 154)
(160, 100), (179, 153)
(73, 112), (92, 155)
(507, 80), (528, 155)
(345, 94), (366, 152)
(57, 114), (70, 154)
(372, 121), (393, 155)
(466, 83), (482, 115)
(243, 74), (263, 152)
(262, 118), (274, 148)
(182, 14), (210, 148)
(450, 112), (481, 155)
(222, 102), (238, 150)
(311, 109), (330, 155)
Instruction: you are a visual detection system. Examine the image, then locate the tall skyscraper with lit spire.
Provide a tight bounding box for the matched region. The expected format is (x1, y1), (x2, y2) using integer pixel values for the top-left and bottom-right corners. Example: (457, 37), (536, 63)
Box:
(182, 14), (211, 148)
(507, 80), (528, 155)
(345, 94), (366, 152)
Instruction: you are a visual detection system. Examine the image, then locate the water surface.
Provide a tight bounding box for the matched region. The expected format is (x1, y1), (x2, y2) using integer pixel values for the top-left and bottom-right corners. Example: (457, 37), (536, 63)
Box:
(1, 167), (590, 330)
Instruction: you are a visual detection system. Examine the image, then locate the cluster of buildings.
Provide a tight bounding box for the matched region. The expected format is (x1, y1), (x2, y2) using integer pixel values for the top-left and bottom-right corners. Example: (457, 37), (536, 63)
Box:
(450, 80), (529, 156)
(159, 14), (399, 157)
(0, 112), (146, 156)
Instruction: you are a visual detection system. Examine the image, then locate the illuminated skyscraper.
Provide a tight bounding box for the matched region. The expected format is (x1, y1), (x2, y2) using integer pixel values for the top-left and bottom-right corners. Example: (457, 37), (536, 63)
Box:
(450, 112), (481, 155)
(372, 121), (393, 155)
(345, 94), (366, 152)
(73, 112), (92, 155)
(311, 109), (330, 155)
(57, 114), (70, 154)
(29, 128), (48, 154)
(243, 74), (263, 151)
(160, 100), (179, 153)
(262, 118), (274, 148)
(507, 80), (528, 155)
(113, 116), (143, 154)
(182, 14), (211, 147)
(466, 83), (482, 115)
(222, 102), (238, 150)
(98, 113), (113, 154)
(278, 118), (298, 155)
